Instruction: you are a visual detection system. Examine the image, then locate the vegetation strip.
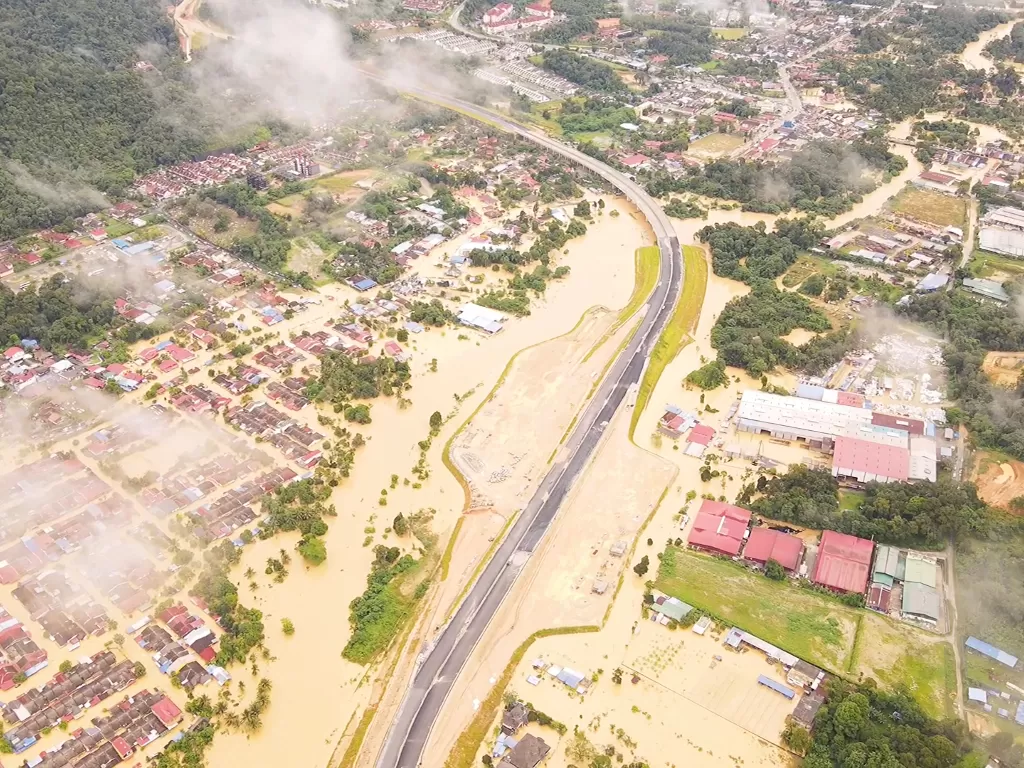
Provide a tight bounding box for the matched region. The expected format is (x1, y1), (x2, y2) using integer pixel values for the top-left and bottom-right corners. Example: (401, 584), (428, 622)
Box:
(584, 245), (660, 363)
(630, 245), (708, 436)
(442, 626), (599, 768)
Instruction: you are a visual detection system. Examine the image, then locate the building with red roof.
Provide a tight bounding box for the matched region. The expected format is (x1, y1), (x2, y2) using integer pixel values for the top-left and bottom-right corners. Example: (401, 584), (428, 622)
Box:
(812, 530), (873, 594)
(869, 412), (924, 435)
(687, 424), (715, 446)
(742, 527), (804, 572)
(619, 154), (650, 169)
(832, 436), (909, 483)
(151, 695), (182, 729)
(688, 500), (751, 557)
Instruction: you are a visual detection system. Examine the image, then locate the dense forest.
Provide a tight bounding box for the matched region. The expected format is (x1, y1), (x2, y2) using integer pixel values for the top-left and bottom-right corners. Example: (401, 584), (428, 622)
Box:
(540, 49), (625, 92)
(667, 140), (906, 215)
(310, 349), (412, 403)
(798, 680), (973, 768)
(739, 466), (988, 549)
(696, 220), (823, 285)
(628, 14), (714, 66)
(0, 0), (214, 238)
(709, 283), (845, 376)
(0, 275), (121, 352)
(899, 291), (1024, 460)
(986, 22), (1024, 64)
(532, 0), (619, 43)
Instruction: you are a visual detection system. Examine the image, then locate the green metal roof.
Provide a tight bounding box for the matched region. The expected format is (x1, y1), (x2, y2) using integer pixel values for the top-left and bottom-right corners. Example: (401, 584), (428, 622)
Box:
(873, 545), (900, 579)
(904, 555), (937, 588)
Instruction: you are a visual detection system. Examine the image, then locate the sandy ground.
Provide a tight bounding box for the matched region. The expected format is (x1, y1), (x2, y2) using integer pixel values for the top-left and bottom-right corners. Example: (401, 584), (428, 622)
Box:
(423, 399), (681, 764)
(623, 627), (799, 746)
(975, 454), (1024, 510)
(982, 350), (1024, 388)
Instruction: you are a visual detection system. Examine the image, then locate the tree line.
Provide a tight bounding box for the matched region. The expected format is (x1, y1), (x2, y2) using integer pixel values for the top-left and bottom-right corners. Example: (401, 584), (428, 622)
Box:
(661, 140), (906, 216)
(738, 466), (989, 549)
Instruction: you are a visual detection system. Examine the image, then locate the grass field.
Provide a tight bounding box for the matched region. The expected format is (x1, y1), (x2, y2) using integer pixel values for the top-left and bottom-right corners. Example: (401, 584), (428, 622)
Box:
(688, 133), (745, 156)
(856, 612), (954, 719)
(266, 194), (306, 219)
(631, 245), (708, 435)
(699, 60), (720, 71)
(892, 187), (967, 228)
(969, 248), (1024, 279)
(657, 547), (955, 716)
(713, 26), (748, 39)
(838, 489), (865, 513)
(657, 547), (858, 672)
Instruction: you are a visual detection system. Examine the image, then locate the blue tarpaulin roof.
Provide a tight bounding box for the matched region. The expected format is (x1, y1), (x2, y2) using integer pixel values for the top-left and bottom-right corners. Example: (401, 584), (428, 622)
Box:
(966, 636), (1018, 668)
(757, 675), (795, 699)
(557, 668), (586, 688)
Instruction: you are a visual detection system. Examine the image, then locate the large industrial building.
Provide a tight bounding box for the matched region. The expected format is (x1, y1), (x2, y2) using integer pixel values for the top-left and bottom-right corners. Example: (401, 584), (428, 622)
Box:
(736, 391), (937, 483)
(742, 527), (804, 572)
(812, 531), (874, 594)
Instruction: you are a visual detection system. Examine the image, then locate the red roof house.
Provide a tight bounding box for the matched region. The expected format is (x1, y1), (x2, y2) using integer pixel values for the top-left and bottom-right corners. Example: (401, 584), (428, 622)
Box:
(619, 154), (650, 169)
(151, 696), (182, 729)
(687, 424), (715, 446)
(687, 500), (751, 557)
(812, 530), (873, 594)
(167, 345), (196, 363)
(112, 736), (133, 759)
(742, 528), (803, 572)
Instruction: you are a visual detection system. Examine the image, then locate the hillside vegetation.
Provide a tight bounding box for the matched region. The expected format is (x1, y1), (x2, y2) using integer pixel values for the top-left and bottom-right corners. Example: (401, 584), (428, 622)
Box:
(0, 0), (211, 238)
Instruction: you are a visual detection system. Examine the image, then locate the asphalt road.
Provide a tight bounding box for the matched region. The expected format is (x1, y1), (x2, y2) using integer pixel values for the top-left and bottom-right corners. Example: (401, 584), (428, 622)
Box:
(372, 83), (682, 768)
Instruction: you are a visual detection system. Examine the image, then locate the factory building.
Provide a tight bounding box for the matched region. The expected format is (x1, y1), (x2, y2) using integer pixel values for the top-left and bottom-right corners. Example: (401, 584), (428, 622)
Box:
(736, 391), (936, 484)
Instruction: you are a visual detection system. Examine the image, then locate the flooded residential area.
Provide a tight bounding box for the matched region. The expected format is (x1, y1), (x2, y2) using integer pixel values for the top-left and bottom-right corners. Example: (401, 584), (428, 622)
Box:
(4, 0), (1024, 768)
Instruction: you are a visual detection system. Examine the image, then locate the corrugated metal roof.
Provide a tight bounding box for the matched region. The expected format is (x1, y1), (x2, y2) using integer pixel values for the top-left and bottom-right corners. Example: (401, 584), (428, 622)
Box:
(902, 582), (940, 621)
(757, 675), (796, 699)
(966, 636), (1018, 668)
(903, 555), (937, 588)
(872, 545), (900, 579)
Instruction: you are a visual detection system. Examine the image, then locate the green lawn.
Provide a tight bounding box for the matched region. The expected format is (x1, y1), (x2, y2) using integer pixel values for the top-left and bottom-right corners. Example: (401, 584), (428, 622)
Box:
(657, 546), (955, 717)
(657, 546), (859, 672)
(969, 248), (1024, 278)
(839, 489), (865, 513)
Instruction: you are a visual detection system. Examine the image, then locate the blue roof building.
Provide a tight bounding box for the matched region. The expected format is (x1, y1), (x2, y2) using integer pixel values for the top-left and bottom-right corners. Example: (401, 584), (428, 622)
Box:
(757, 675), (796, 699)
(966, 636), (1018, 668)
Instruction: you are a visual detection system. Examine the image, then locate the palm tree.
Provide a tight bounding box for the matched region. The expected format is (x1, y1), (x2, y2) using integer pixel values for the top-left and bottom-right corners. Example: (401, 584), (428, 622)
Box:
(242, 704), (263, 732)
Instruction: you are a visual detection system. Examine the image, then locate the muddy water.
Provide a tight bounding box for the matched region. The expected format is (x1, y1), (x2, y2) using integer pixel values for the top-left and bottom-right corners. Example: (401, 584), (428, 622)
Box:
(962, 18), (1018, 72)
(203, 197), (645, 768)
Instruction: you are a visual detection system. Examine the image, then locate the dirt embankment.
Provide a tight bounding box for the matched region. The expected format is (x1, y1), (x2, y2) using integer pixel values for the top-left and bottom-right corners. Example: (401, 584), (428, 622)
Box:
(975, 454), (1024, 510)
(982, 350), (1024, 389)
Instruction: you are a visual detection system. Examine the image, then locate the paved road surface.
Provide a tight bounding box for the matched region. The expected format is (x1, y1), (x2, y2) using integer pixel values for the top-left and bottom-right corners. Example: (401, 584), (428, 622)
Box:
(370, 83), (683, 768)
